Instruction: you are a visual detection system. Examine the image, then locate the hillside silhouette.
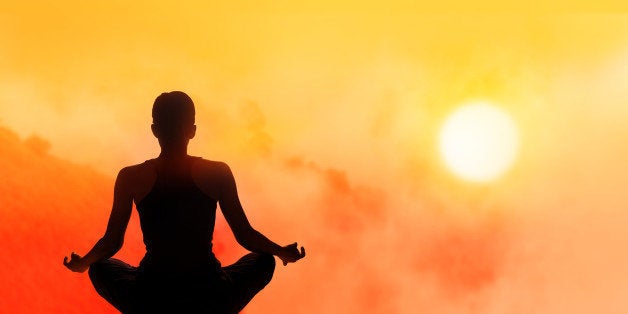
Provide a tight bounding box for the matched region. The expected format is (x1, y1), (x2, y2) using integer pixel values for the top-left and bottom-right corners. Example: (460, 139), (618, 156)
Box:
(0, 126), (115, 312)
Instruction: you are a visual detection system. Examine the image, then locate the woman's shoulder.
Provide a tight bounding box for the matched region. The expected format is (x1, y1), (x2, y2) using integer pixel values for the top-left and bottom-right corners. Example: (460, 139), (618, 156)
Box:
(191, 156), (230, 173)
(115, 160), (158, 186)
(119, 159), (154, 174)
(116, 160), (158, 202)
(189, 157), (229, 200)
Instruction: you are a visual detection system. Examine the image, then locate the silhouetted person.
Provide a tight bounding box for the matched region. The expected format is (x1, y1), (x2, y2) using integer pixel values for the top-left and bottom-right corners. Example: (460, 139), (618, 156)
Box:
(64, 91), (305, 313)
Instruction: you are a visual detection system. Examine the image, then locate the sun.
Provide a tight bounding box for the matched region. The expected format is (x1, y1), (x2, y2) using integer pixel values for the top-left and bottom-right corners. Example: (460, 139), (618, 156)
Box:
(438, 101), (520, 183)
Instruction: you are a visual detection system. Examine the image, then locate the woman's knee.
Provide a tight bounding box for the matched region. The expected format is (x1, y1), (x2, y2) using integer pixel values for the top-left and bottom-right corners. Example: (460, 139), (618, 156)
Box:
(87, 258), (121, 283)
(88, 260), (105, 281)
(257, 253), (275, 285)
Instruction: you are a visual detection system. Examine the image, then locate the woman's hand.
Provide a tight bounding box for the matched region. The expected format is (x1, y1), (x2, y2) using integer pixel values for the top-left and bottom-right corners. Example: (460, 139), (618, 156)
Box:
(63, 252), (89, 273)
(277, 242), (306, 266)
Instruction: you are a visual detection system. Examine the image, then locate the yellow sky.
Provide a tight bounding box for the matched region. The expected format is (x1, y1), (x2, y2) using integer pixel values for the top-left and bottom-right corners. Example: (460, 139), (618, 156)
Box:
(3, 2), (628, 313)
(2, 5), (628, 176)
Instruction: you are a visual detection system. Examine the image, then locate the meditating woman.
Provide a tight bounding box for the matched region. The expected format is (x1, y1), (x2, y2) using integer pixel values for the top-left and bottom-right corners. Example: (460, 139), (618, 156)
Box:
(63, 91), (305, 313)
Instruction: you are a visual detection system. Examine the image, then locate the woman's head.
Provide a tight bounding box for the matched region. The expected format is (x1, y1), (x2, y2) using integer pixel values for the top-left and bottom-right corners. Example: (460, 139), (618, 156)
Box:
(151, 91), (196, 146)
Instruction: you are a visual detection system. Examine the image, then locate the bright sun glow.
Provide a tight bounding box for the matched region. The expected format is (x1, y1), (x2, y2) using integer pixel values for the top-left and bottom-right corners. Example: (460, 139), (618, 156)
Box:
(439, 101), (520, 183)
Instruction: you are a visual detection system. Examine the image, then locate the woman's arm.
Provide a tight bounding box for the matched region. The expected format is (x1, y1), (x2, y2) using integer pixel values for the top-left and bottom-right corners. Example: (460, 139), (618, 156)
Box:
(63, 168), (134, 272)
(216, 163), (305, 265)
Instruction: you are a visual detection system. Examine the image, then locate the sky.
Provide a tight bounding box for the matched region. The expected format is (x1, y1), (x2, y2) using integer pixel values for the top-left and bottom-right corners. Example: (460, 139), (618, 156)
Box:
(2, 2), (628, 313)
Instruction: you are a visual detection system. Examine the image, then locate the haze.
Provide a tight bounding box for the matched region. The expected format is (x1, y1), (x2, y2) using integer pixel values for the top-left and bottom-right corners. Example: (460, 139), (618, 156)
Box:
(1, 2), (628, 313)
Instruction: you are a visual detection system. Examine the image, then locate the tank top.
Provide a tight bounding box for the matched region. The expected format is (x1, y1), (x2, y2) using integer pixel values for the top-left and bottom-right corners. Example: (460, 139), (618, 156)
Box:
(136, 156), (221, 276)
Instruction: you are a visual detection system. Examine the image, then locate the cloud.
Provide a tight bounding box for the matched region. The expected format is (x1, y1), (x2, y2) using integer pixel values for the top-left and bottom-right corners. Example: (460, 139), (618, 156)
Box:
(24, 134), (51, 156)
(240, 100), (274, 157)
(223, 153), (513, 313)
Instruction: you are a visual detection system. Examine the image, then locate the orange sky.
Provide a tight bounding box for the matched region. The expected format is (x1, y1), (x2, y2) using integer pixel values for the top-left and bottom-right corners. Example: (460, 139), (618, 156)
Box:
(2, 2), (628, 313)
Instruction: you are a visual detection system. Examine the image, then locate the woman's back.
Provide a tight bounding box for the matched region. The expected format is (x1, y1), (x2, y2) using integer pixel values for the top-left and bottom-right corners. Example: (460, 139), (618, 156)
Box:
(135, 156), (221, 275)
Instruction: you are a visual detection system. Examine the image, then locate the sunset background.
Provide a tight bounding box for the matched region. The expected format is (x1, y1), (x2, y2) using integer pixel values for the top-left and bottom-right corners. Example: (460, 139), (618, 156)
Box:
(2, 2), (628, 313)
